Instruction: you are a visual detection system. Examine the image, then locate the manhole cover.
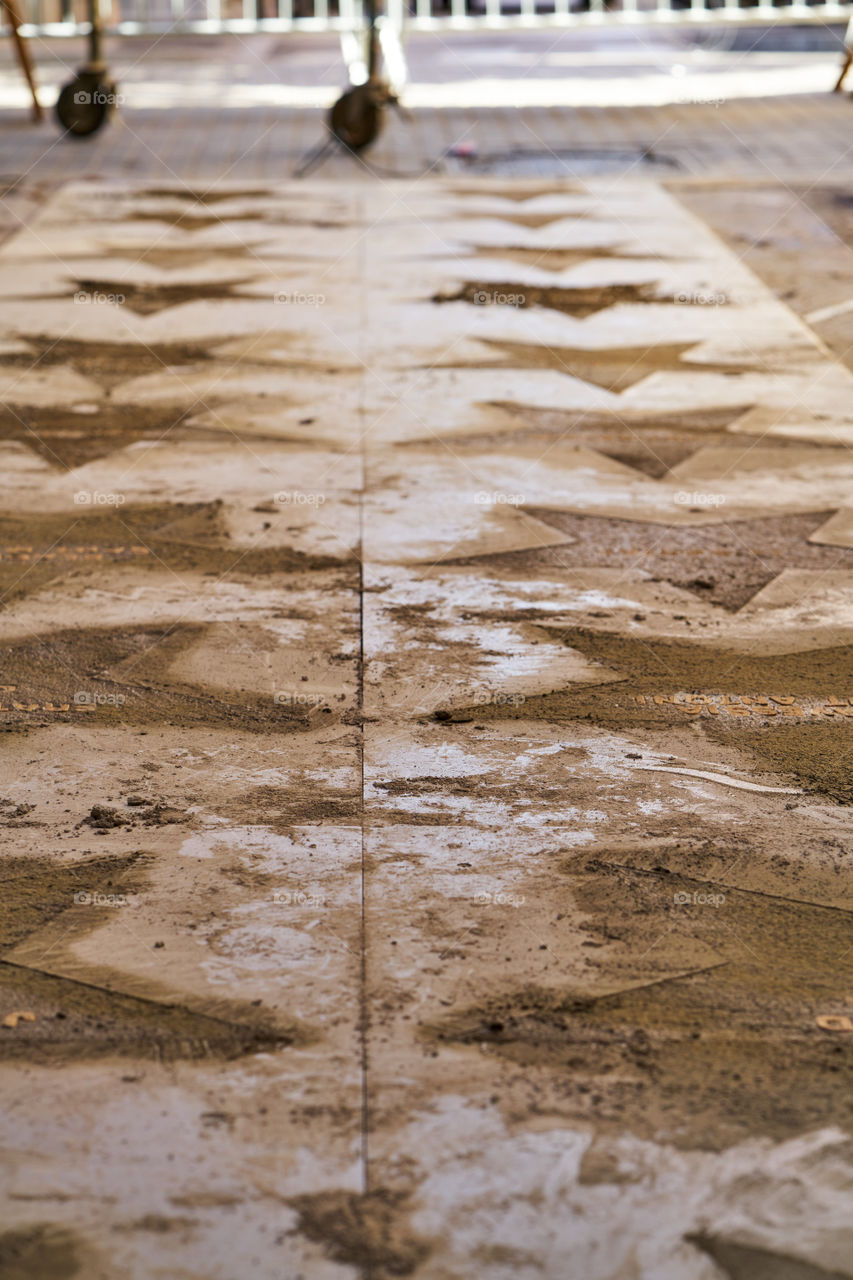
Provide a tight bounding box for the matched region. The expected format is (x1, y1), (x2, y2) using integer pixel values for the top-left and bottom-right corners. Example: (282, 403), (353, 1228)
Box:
(443, 147), (681, 177)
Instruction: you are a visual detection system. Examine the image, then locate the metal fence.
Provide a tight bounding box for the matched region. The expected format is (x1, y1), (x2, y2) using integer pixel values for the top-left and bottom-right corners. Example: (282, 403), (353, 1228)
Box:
(16, 0), (853, 38)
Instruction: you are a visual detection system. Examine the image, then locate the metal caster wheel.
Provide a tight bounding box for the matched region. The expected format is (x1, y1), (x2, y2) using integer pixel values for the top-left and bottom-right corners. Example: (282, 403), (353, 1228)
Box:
(55, 73), (116, 137)
(329, 84), (383, 152)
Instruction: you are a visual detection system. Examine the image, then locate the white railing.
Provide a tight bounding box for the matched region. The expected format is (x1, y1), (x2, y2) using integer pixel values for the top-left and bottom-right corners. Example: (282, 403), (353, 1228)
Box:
(15, 0), (853, 37)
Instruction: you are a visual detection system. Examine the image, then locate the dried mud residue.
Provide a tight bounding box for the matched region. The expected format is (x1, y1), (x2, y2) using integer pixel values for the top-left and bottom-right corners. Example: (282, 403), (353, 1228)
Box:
(686, 1234), (850, 1280)
(0, 622), (334, 733)
(480, 508), (852, 610)
(134, 188), (276, 204)
(0, 963), (293, 1064)
(290, 1189), (432, 1277)
(426, 402), (754, 477)
(470, 244), (633, 272)
(448, 338), (757, 392)
(0, 851), (300, 1063)
(227, 783), (360, 830)
(0, 852), (144, 950)
(423, 858), (853, 1148)
(467, 210), (588, 229)
(0, 500), (351, 602)
(0, 334), (213, 391)
(68, 278), (255, 316)
(445, 627), (853, 802)
(448, 184), (583, 202)
(0, 1225), (81, 1280)
(0, 403), (202, 470)
(433, 280), (672, 318)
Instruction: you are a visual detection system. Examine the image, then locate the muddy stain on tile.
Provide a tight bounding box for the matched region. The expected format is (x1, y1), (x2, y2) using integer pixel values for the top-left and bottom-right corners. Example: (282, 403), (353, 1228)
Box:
(479, 509), (853, 610)
(0, 1225), (82, 1280)
(0, 501), (353, 599)
(686, 1233), (853, 1280)
(442, 627), (853, 801)
(433, 280), (674, 318)
(423, 866), (853, 1147)
(0, 336), (213, 392)
(289, 1189), (432, 1277)
(448, 339), (759, 392)
(0, 623), (342, 733)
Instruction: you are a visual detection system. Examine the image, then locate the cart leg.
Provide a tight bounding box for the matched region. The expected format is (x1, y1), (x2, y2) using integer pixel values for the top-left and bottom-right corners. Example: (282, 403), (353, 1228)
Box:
(2, 0), (43, 122)
(55, 0), (117, 136)
(836, 19), (853, 92)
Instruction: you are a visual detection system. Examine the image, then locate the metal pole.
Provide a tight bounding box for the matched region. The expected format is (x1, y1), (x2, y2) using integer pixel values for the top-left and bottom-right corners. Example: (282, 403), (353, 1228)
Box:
(366, 0), (378, 80)
(88, 0), (104, 70)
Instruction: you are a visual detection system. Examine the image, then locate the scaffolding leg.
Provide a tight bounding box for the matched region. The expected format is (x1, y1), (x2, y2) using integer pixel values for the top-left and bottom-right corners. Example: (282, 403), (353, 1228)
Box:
(55, 0), (117, 136)
(2, 0), (43, 122)
(836, 19), (853, 92)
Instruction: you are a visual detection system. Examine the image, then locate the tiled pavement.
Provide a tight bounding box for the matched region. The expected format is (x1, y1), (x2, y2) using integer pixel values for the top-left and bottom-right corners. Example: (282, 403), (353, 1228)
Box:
(1, 175), (853, 1278)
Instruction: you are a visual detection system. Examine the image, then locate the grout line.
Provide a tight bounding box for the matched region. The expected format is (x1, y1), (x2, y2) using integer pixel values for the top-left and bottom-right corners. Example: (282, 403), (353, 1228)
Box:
(356, 186), (370, 1203)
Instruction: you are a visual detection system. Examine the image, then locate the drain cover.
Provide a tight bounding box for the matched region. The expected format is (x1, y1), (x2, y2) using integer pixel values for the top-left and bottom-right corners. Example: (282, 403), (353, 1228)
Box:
(443, 147), (680, 177)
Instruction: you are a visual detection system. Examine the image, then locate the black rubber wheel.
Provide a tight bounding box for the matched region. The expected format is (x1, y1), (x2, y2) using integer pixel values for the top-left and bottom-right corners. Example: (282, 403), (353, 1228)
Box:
(329, 85), (382, 152)
(55, 77), (116, 137)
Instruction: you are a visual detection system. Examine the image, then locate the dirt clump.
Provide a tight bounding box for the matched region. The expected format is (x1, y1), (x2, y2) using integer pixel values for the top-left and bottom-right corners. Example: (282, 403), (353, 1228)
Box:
(82, 805), (130, 830)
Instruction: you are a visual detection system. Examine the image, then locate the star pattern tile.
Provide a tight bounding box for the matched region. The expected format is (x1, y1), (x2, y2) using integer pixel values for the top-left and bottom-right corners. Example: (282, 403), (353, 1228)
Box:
(459, 339), (759, 391)
(511, 508), (853, 610)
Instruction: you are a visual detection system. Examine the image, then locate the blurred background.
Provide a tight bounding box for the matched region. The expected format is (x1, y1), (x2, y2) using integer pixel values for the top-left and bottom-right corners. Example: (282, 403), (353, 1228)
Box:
(0, 0), (851, 182)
